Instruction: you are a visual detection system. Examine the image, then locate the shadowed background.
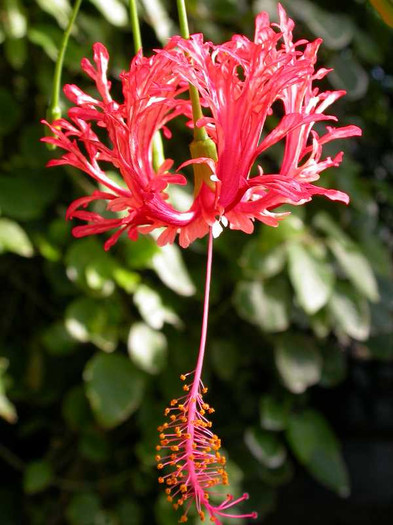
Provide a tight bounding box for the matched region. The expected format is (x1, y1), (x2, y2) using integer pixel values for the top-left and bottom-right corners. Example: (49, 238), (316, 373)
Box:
(0, 0), (392, 523)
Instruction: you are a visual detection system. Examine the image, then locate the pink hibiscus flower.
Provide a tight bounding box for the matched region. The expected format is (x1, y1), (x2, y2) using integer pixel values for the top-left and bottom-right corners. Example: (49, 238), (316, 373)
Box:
(42, 5), (360, 250)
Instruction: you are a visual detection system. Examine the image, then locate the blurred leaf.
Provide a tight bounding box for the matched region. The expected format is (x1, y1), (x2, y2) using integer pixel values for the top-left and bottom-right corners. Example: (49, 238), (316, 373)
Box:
(234, 278), (290, 333)
(245, 427), (287, 468)
(65, 296), (122, 352)
(66, 238), (118, 296)
(329, 237), (379, 302)
(0, 219), (33, 257)
(290, 0), (354, 49)
(28, 25), (58, 61)
(84, 353), (145, 428)
(151, 244), (196, 296)
(113, 267), (140, 294)
(88, 0), (128, 27)
(260, 394), (292, 432)
(116, 500), (142, 525)
(42, 322), (78, 356)
(128, 322), (167, 375)
(314, 212), (379, 302)
(35, 0), (71, 28)
(141, 0), (175, 44)
(275, 335), (322, 394)
(328, 52), (369, 101)
(328, 284), (370, 341)
(62, 385), (92, 431)
(4, 36), (27, 69)
(0, 88), (21, 135)
(320, 345), (347, 387)
(23, 460), (53, 494)
(287, 241), (334, 315)
(66, 493), (103, 525)
(370, 0), (393, 28)
(286, 409), (350, 496)
(3, 0), (27, 38)
(79, 428), (110, 463)
(0, 170), (60, 221)
(366, 333), (393, 361)
(124, 235), (158, 269)
(133, 284), (181, 330)
(0, 358), (17, 424)
(240, 240), (286, 279)
(211, 339), (239, 381)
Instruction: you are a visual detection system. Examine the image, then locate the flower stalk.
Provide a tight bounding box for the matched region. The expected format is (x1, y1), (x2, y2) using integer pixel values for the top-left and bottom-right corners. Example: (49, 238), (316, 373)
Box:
(46, 0), (82, 148)
(129, 0), (142, 53)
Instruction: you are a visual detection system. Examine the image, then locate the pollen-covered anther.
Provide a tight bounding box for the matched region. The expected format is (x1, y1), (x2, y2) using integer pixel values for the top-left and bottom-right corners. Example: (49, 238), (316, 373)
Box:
(156, 373), (257, 521)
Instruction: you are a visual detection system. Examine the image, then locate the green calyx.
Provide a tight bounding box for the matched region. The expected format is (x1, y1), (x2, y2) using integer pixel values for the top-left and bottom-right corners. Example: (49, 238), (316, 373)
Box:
(189, 137), (218, 195)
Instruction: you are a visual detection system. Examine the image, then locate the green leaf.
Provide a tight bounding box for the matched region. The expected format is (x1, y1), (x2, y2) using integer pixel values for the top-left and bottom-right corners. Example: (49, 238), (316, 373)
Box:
(4, 35), (27, 69)
(35, 0), (71, 29)
(62, 386), (92, 431)
(66, 493), (103, 525)
(329, 238), (379, 302)
(314, 212), (379, 302)
(320, 345), (347, 387)
(328, 284), (370, 341)
(133, 284), (181, 330)
(245, 427), (287, 468)
(88, 0), (128, 27)
(28, 26), (58, 61)
(3, 0), (27, 38)
(141, 0), (175, 45)
(275, 335), (322, 394)
(42, 322), (78, 356)
(65, 297), (122, 352)
(240, 239), (286, 279)
(259, 394), (292, 431)
(66, 238), (118, 296)
(151, 244), (196, 296)
(0, 358), (17, 424)
(287, 241), (334, 315)
(79, 428), (110, 463)
(84, 353), (145, 428)
(112, 267), (140, 294)
(0, 218), (33, 257)
(233, 278), (290, 333)
(211, 340), (239, 381)
(291, 1), (354, 49)
(328, 53), (369, 101)
(286, 409), (350, 496)
(23, 460), (53, 494)
(0, 169), (60, 220)
(128, 322), (167, 375)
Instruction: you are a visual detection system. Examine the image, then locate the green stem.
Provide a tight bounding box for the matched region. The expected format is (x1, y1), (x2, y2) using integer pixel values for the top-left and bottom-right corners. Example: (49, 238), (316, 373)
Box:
(48, 0), (83, 122)
(176, 0), (208, 141)
(176, 0), (190, 39)
(129, 0), (142, 53)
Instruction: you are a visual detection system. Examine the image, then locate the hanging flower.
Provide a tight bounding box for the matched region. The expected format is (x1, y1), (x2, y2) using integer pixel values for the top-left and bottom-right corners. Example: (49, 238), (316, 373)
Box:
(42, 43), (201, 250)
(42, 5), (360, 250)
(163, 4), (361, 241)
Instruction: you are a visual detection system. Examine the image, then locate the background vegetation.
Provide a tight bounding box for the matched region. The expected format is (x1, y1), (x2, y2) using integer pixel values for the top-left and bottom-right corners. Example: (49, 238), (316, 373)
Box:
(0, 0), (392, 524)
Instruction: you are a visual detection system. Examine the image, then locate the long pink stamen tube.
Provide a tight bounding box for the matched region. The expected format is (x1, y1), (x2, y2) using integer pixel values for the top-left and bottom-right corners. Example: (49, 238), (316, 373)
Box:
(156, 229), (257, 523)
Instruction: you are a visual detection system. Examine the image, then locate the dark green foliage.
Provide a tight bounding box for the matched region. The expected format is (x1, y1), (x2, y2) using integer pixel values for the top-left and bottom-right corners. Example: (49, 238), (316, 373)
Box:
(0, 1), (392, 524)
